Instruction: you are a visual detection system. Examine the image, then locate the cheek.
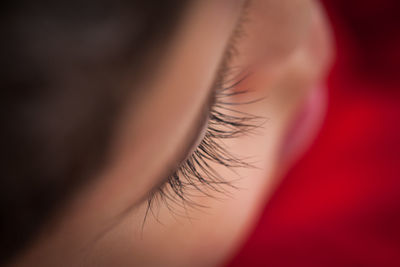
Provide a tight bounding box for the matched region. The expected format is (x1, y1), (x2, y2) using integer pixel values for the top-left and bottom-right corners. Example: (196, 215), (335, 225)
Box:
(236, 0), (332, 102)
(235, 0), (313, 68)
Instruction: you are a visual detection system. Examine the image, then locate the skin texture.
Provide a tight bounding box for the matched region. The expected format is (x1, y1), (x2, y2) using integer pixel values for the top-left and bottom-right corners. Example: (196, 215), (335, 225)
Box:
(12, 0), (332, 266)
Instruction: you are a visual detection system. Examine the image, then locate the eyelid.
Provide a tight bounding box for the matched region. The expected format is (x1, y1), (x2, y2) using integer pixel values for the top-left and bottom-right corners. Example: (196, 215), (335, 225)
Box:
(174, 86), (216, 168)
(186, 119), (208, 161)
(161, 5), (250, 180)
(170, 6), (249, 170)
(141, 4), (255, 212)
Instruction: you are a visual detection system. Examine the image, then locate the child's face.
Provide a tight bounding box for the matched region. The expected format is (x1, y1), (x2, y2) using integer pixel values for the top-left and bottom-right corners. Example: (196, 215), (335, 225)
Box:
(15, 0), (332, 266)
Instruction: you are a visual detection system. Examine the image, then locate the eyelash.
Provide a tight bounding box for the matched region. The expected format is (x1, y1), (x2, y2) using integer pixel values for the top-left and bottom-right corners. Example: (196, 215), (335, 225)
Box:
(144, 6), (257, 219)
(143, 72), (263, 217)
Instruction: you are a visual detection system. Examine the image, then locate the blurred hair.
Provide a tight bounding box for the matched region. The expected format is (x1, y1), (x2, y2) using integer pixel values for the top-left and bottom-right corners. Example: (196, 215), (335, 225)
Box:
(0, 0), (188, 263)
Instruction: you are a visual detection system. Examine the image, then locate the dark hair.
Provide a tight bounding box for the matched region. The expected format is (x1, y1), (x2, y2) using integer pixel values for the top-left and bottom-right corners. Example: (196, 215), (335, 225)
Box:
(0, 0), (188, 263)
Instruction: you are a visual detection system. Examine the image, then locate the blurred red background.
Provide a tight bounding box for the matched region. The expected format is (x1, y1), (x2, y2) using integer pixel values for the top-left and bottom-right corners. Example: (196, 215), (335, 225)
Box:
(227, 0), (400, 266)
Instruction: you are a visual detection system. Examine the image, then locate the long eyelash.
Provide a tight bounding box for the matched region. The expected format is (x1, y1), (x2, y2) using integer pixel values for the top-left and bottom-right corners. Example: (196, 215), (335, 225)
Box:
(143, 75), (265, 223)
(143, 5), (257, 222)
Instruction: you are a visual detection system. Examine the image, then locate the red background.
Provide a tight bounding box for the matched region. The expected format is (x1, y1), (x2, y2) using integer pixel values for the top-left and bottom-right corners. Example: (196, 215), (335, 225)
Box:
(227, 0), (400, 266)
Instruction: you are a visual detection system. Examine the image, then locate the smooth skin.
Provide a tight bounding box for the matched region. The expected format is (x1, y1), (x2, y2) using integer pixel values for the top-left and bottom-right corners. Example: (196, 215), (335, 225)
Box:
(13, 0), (332, 266)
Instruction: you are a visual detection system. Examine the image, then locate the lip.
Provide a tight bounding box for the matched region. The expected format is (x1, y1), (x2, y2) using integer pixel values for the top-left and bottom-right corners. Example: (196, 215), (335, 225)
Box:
(279, 85), (328, 166)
